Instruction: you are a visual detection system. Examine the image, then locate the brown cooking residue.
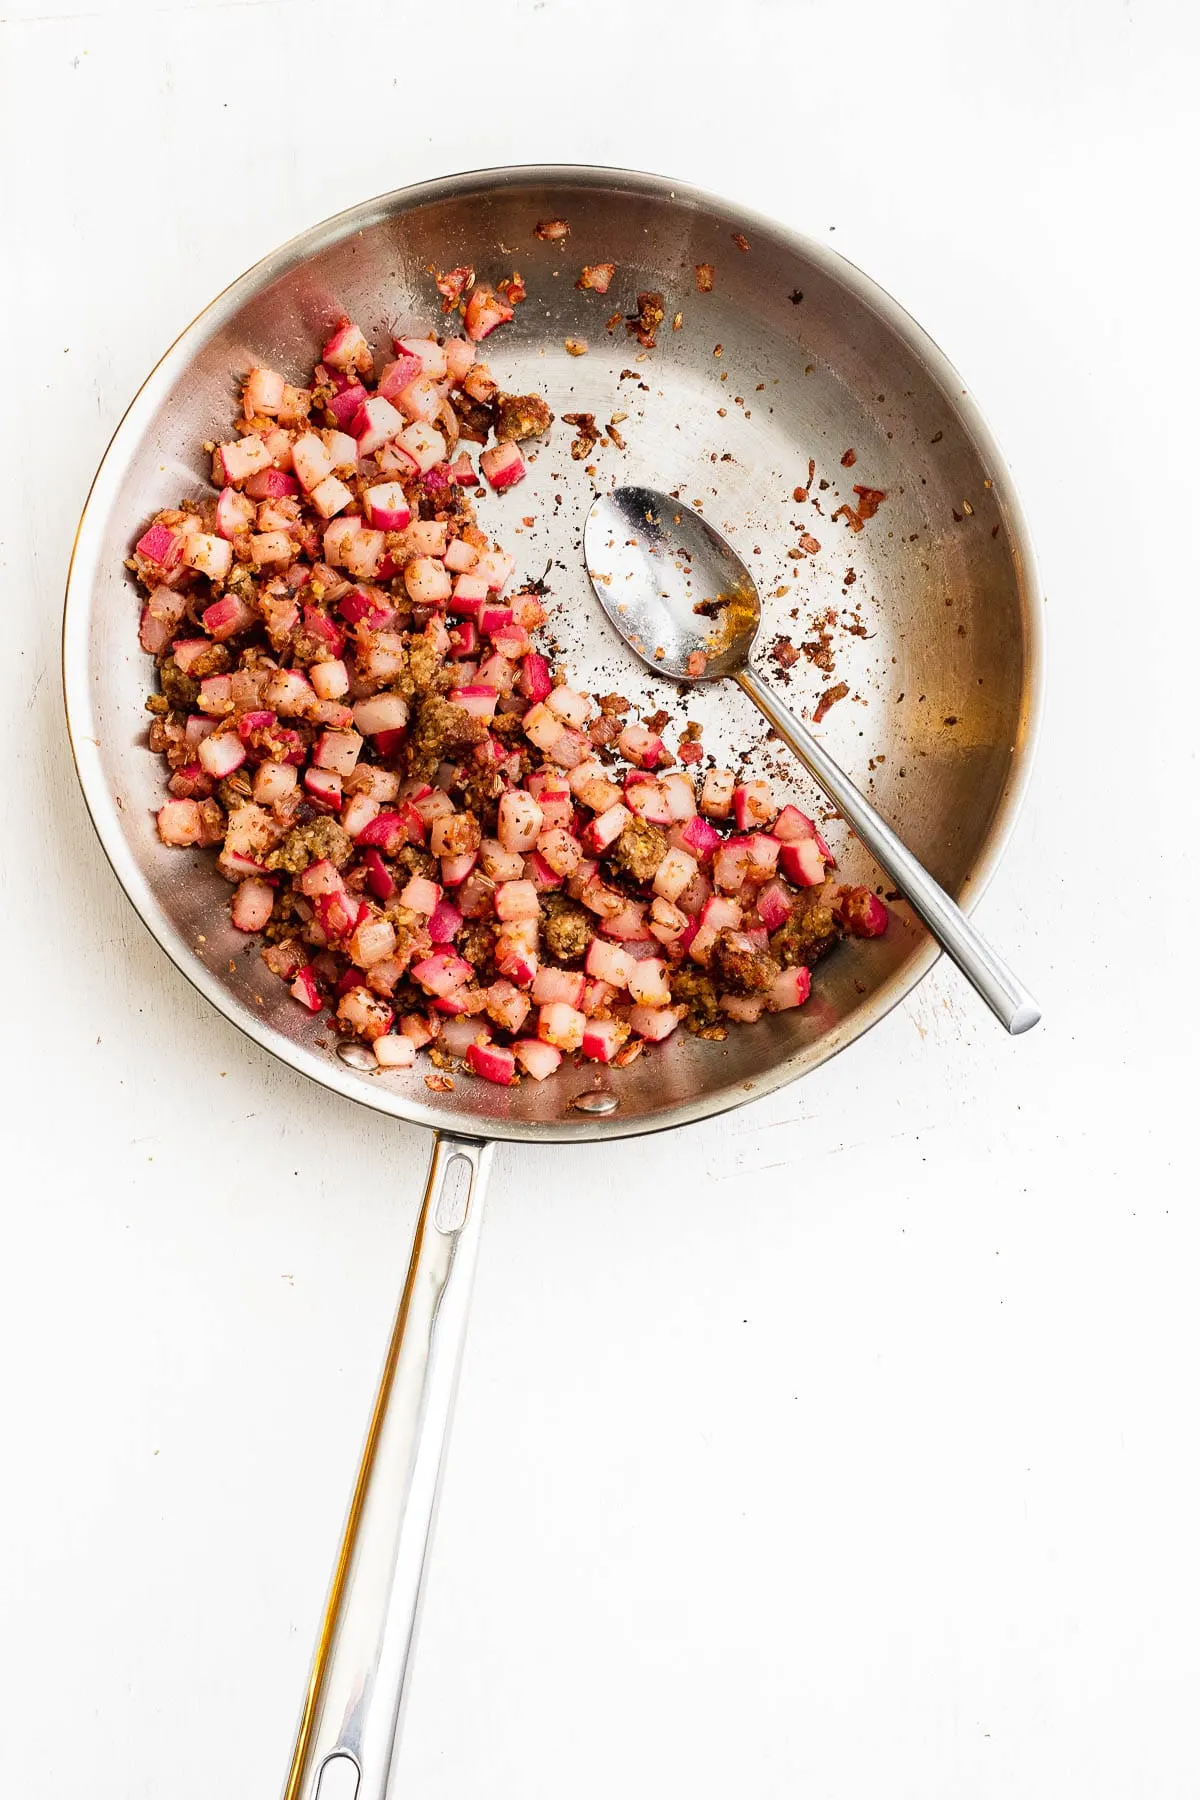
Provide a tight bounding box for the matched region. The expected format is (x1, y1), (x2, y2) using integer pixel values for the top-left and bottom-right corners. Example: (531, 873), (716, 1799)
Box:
(813, 682), (849, 723)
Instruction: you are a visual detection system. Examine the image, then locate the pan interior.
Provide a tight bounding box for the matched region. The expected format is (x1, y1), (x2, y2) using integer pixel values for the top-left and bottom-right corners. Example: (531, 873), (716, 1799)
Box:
(64, 166), (1040, 1142)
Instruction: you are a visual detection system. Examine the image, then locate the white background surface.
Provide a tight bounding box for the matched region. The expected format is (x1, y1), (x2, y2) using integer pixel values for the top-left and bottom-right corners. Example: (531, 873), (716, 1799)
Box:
(1, 1), (1197, 1795)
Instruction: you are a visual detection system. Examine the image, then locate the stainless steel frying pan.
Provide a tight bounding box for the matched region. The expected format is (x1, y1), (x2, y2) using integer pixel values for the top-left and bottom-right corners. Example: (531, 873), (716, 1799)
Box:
(62, 165), (1042, 1800)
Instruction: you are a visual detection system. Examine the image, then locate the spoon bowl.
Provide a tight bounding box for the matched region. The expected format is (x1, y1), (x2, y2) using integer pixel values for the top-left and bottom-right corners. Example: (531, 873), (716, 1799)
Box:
(583, 485), (761, 682)
(585, 485), (1040, 1035)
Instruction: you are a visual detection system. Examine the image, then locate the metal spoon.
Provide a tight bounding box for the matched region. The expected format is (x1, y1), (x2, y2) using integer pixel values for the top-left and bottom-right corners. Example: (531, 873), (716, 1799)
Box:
(583, 485), (1040, 1035)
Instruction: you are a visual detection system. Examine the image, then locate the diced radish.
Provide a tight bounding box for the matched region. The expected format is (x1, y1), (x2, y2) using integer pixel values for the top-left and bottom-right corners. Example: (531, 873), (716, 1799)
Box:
(439, 1014), (490, 1055)
(536, 827), (583, 879)
(342, 791), (380, 838)
(364, 482), (412, 530)
(399, 876), (442, 916)
(201, 595), (256, 640)
(531, 967), (587, 1008)
(700, 768), (735, 817)
(323, 320), (373, 374)
(479, 441), (525, 490)
(599, 900), (651, 942)
(352, 694), (410, 737)
(312, 729), (362, 776)
(156, 798), (201, 846)
(473, 549), (515, 590)
(582, 802), (631, 855)
(721, 993), (765, 1023)
(361, 848), (395, 901)
(337, 986), (394, 1041)
(215, 487), (255, 538)
(517, 652), (552, 703)
(440, 852), (478, 886)
(779, 839), (827, 888)
(395, 336), (449, 378)
(377, 352), (425, 401)
(428, 900), (463, 944)
(733, 780), (777, 831)
(480, 839), (526, 882)
(495, 879), (539, 922)
(394, 374), (442, 423)
(523, 851), (562, 891)
(253, 762), (298, 806)
(322, 429), (358, 471)
(349, 915), (398, 969)
(765, 966), (813, 1011)
(322, 516), (363, 566)
(629, 1005), (684, 1042)
(617, 724), (670, 769)
(298, 859), (345, 898)
(405, 557), (452, 605)
(450, 451), (479, 487)
(771, 804), (820, 844)
(328, 383), (367, 427)
(756, 880), (793, 931)
(351, 395), (404, 455)
(538, 1002), (585, 1051)
(250, 531), (295, 569)
(304, 767), (342, 809)
(627, 957), (671, 1007)
(243, 367), (285, 416)
(309, 475), (355, 519)
(310, 659), (349, 701)
(545, 686), (591, 728)
(412, 952), (472, 996)
(245, 466), (300, 501)
(484, 979), (530, 1035)
(264, 669), (317, 716)
(290, 965), (323, 1012)
(464, 284), (515, 342)
(214, 435), (273, 485)
(586, 938), (634, 987)
(448, 619), (479, 657)
(513, 1039), (561, 1081)
(835, 886), (889, 938)
(396, 421), (446, 473)
(648, 896), (689, 944)
(198, 731), (246, 778)
(626, 780), (673, 825)
(581, 1017), (627, 1063)
(674, 815), (722, 861)
(341, 530), (386, 579)
(292, 433), (335, 491)
(448, 685), (498, 721)
(493, 925), (538, 986)
(713, 836), (754, 893)
(649, 847), (697, 904)
(466, 1041), (515, 1086)
(444, 537), (478, 573)
(374, 1034), (417, 1069)
(498, 790), (544, 854)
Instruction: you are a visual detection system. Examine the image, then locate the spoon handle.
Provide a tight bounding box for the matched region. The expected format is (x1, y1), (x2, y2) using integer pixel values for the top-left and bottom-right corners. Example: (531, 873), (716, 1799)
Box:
(734, 666), (1040, 1034)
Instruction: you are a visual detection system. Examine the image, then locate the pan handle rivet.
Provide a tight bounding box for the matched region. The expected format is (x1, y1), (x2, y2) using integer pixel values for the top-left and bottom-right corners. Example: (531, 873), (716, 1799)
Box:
(569, 1090), (619, 1115)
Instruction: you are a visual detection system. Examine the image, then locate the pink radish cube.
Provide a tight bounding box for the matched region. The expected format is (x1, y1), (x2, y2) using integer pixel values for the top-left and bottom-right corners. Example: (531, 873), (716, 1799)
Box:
(464, 284), (515, 342)
(309, 475), (355, 519)
(440, 851), (479, 887)
(312, 729), (362, 776)
(480, 839), (526, 882)
(215, 487), (255, 538)
(179, 532), (231, 580)
(536, 827), (583, 879)
(253, 762), (298, 806)
(675, 815), (722, 861)
(586, 938), (634, 987)
(245, 467), (300, 500)
(779, 839), (827, 888)
(378, 353), (425, 401)
(836, 886), (889, 938)
(412, 952), (472, 997)
(629, 1005), (684, 1043)
(322, 321), (373, 374)
(765, 966), (813, 1011)
(351, 694), (410, 738)
(627, 957), (671, 1007)
(582, 803), (631, 856)
(351, 395), (404, 455)
(322, 429), (358, 471)
(341, 792), (380, 838)
(518, 652), (552, 702)
(374, 1035), (417, 1069)
(292, 432), (334, 491)
(364, 483), (412, 530)
(395, 374), (442, 423)
(513, 1039), (562, 1081)
(349, 916), (398, 969)
(538, 1002), (585, 1052)
(341, 530), (387, 580)
(466, 1042), (516, 1086)
(310, 659), (349, 701)
(480, 442), (526, 491)
(498, 790), (544, 854)
(198, 731), (246, 778)
(772, 804), (820, 843)
(652, 847), (699, 903)
(250, 531), (295, 569)
(495, 879), (539, 922)
(428, 900), (463, 944)
(531, 967), (587, 1008)
(485, 979), (531, 1035)
(700, 768), (736, 817)
(648, 896), (689, 944)
(323, 516), (363, 566)
(214, 435), (273, 485)
(405, 557), (452, 605)
(396, 421), (446, 473)
(722, 994), (765, 1023)
(756, 880), (793, 931)
(626, 780), (674, 825)
(156, 798), (202, 846)
(395, 336), (449, 378)
(545, 687), (591, 729)
(581, 1018), (627, 1063)
(444, 538), (478, 573)
(290, 965), (323, 1012)
(337, 987), (394, 1041)
(599, 900), (651, 942)
(304, 767), (342, 810)
(399, 876), (443, 916)
(243, 367), (285, 416)
(474, 549), (515, 591)
(448, 685), (499, 721)
(733, 780), (777, 831)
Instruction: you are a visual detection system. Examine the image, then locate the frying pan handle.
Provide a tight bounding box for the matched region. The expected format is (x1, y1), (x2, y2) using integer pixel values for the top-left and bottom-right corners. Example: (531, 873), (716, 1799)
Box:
(735, 665), (1040, 1034)
(282, 1130), (492, 1800)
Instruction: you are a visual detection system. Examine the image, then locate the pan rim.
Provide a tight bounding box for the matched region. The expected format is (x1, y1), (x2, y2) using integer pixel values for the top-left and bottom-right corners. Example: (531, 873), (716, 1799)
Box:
(62, 161), (1044, 1145)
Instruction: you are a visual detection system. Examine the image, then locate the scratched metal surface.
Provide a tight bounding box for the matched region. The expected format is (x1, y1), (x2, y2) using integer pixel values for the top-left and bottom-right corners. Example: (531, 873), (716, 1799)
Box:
(63, 165), (1040, 1141)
